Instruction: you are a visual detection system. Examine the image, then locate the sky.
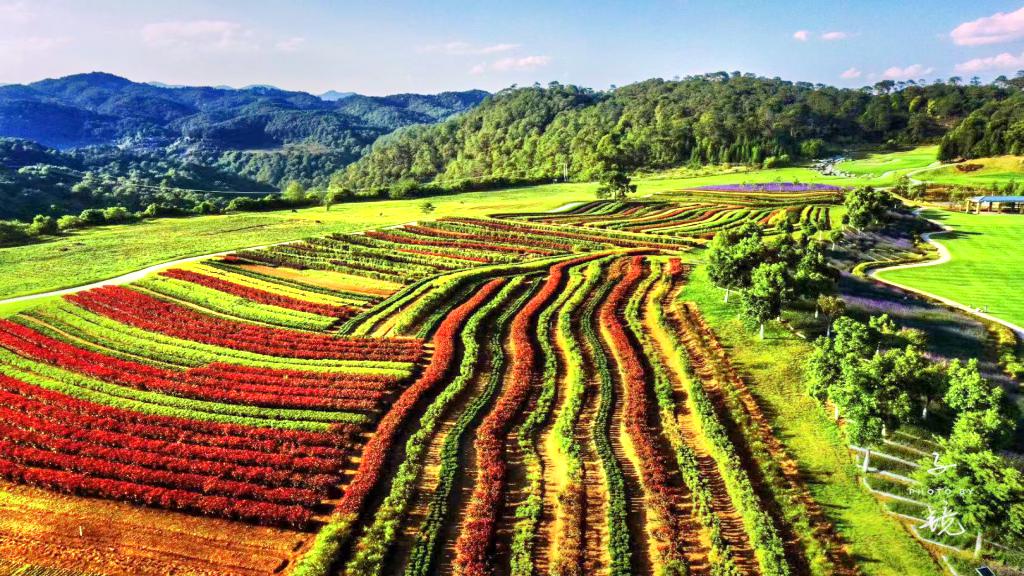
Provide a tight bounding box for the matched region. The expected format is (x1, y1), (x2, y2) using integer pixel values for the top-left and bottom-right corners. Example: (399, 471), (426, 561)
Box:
(5, 1), (1024, 95)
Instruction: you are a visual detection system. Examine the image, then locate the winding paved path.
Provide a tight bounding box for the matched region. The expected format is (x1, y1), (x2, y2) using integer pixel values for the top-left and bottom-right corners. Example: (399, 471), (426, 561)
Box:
(869, 209), (1024, 338)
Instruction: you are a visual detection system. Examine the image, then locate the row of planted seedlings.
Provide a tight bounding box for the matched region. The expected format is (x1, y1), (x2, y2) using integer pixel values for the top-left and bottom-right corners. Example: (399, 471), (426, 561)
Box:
(681, 304), (843, 573)
(600, 255), (689, 575)
(403, 282), (538, 576)
(633, 258), (742, 575)
(508, 265), (584, 575)
(548, 258), (609, 576)
(667, 300), (792, 576)
(200, 257), (386, 309)
(341, 277), (521, 576)
(291, 278), (505, 576)
(452, 255), (602, 576)
(583, 262), (633, 576)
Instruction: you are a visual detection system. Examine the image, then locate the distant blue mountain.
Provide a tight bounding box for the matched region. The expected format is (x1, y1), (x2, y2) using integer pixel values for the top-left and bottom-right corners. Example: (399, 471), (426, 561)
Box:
(319, 90), (357, 102)
(0, 72), (488, 151)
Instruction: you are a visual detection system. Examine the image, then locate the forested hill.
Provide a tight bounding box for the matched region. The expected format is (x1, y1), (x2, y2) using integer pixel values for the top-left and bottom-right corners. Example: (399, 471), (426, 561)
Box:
(0, 72), (487, 151)
(0, 73), (487, 219)
(338, 73), (1016, 190)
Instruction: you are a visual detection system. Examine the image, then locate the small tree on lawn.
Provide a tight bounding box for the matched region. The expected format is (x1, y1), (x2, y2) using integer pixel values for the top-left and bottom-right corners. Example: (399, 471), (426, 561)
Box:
(844, 186), (897, 230)
(741, 261), (789, 339)
(816, 295), (846, 337)
(595, 169), (637, 200)
(706, 222), (766, 302)
(420, 201), (436, 215)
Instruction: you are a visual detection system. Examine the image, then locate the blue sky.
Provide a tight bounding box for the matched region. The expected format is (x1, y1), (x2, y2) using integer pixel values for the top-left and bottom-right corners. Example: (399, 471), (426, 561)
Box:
(4, 1), (1024, 94)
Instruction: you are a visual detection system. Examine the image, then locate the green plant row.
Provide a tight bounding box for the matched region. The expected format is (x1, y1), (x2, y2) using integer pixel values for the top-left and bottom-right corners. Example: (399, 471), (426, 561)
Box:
(343, 279), (521, 576)
(135, 276), (336, 331)
(583, 274), (632, 576)
(385, 254), (580, 337)
(21, 303), (410, 374)
(636, 262), (739, 575)
(0, 349), (343, 431)
(687, 312), (834, 574)
(509, 262), (588, 576)
(342, 276), (437, 336)
(669, 303), (791, 576)
(204, 259), (381, 305)
(403, 282), (535, 576)
(550, 259), (607, 576)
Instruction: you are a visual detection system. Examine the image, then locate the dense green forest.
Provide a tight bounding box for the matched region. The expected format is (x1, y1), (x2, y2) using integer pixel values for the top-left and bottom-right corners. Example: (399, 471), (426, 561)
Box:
(939, 90), (1024, 160)
(338, 73), (1016, 191)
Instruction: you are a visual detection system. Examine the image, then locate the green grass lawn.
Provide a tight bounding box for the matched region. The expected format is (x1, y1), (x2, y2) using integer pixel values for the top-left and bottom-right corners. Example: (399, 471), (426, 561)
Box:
(911, 155), (1024, 186)
(837, 146), (939, 179)
(0, 183), (598, 299)
(681, 265), (943, 576)
(876, 208), (1024, 329)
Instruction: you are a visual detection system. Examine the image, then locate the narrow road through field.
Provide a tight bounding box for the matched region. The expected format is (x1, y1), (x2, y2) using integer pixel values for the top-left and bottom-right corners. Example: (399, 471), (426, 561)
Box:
(870, 209), (1024, 338)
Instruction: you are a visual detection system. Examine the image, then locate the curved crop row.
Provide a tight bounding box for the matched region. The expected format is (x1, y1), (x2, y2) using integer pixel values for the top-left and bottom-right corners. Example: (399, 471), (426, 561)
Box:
(160, 268), (356, 319)
(671, 303), (791, 576)
(66, 286), (420, 361)
(344, 279), (518, 576)
(549, 259), (606, 576)
(291, 278), (505, 576)
(404, 282), (534, 576)
(509, 262), (589, 576)
(453, 255), (599, 576)
(601, 256), (687, 575)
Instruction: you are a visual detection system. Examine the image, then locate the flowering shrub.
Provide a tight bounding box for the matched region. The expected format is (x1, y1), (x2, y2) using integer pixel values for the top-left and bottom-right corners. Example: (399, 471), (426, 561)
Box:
(66, 286), (422, 361)
(454, 255), (599, 576)
(160, 268), (356, 318)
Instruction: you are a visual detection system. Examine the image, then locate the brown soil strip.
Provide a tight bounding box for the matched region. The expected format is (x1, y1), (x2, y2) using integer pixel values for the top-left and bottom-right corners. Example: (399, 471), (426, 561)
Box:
(0, 481), (307, 576)
(597, 260), (654, 576)
(681, 304), (861, 576)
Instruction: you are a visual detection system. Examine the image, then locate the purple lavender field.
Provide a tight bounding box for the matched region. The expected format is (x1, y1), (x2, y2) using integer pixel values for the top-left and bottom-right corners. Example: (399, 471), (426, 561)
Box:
(694, 182), (847, 193)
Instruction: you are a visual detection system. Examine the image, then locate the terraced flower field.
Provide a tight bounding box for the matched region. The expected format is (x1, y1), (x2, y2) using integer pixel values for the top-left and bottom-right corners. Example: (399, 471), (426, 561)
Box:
(0, 193), (937, 576)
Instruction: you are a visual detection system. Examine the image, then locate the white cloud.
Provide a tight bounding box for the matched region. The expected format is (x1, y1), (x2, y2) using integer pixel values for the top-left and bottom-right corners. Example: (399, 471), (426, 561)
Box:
(840, 67), (862, 79)
(821, 31), (851, 41)
(419, 41), (520, 55)
(275, 36), (305, 52)
(470, 55), (551, 75)
(792, 30), (810, 42)
(955, 51), (1024, 73)
(0, 2), (32, 24)
(951, 6), (1024, 46)
(0, 36), (70, 66)
(141, 20), (257, 52)
(881, 64), (934, 80)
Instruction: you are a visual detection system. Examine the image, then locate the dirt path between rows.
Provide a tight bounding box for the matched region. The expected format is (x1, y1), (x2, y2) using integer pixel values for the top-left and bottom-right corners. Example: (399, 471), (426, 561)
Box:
(681, 305), (861, 576)
(658, 282), (760, 576)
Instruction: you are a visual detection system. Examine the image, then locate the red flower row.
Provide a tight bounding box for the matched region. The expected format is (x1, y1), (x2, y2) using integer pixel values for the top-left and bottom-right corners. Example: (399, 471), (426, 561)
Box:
(66, 286), (422, 361)
(160, 268), (357, 319)
(454, 255), (599, 576)
(0, 420), (333, 496)
(445, 217), (675, 251)
(394, 247), (492, 264)
(335, 278), (506, 517)
(0, 396), (342, 476)
(599, 256), (681, 542)
(366, 229), (544, 257)
(0, 458), (311, 527)
(0, 321), (390, 412)
(0, 374), (347, 451)
(398, 225), (559, 255)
